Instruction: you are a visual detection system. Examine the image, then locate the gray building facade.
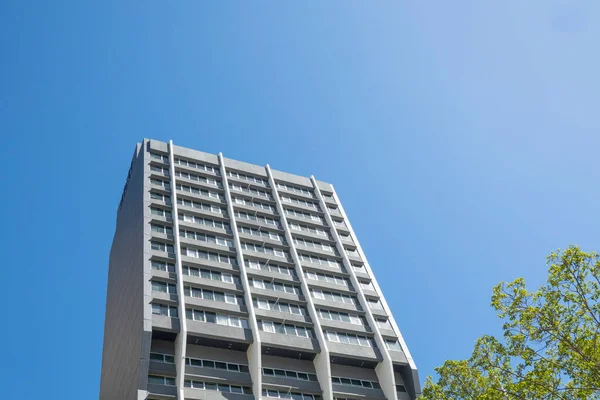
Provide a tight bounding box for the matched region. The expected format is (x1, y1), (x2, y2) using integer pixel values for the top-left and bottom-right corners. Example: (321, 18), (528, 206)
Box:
(100, 139), (420, 400)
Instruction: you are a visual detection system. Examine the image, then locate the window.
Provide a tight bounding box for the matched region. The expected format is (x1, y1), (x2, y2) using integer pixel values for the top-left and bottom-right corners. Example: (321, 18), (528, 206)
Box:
(227, 170), (268, 186)
(346, 248), (361, 258)
(150, 165), (169, 175)
(150, 191), (171, 202)
(258, 320), (312, 338)
(150, 178), (170, 189)
(179, 229), (232, 247)
(263, 389), (320, 400)
(280, 195), (319, 210)
(276, 182), (314, 198)
(181, 247), (237, 265)
(238, 225), (283, 242)
(176, 196), (223, 213)
(310, 289), (356, 305)
(175, 170), (221, 187)
(289, 222), (329, 237)
(285, 208), (323, 223)
(339, 232), (353, 243)
(250, 278), (301, 295)
(150, 207), (172, 219)
(396, 384), (407, 392)
(367, 299), (384, 310)
(263, 368), (317, 382)
(151, 224), (173, 236)
(152, 261), (176, 273)
(178, 213), (229, 230)
(304, 271), (348, 286)
(254, 298), (306, 315)
(185, 379), (252, 394)
(229, 183), (271, 199)
(148, 375), (176, 386)
(186, 308), (249, 328)
(332, 376), (381, 390)
(151, 241), (174, 254)
(245, 259), (296, 276)
(352, 264), (366, 273)
(150, 352), (175, 364)
(241, 242), (288, 259)
(152, 281), (177, 294)
(233, 196), (275, 211)
(324, 331), (374, 347)
(150, 152), (169, 163)
(174, 158), (220, 174)
(151, 303), (178, 318)
(359, 280), (375, 291)
(186, 357), (249, 373)
(318, 309), (363, 325)
(333, 219), (346, 228)
(182, 265), (237, 284)
(298, 253), (341, 268)
(235, 210), (280, 227)
(184, 286), (242, 305)
(294, 238), (336, 253)
(376, 318), (393, 330)
(385, 339), (403, 351)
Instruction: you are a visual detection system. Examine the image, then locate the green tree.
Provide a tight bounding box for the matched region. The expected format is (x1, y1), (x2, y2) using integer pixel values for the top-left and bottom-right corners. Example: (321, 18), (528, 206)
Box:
(422, 246), (600, 399)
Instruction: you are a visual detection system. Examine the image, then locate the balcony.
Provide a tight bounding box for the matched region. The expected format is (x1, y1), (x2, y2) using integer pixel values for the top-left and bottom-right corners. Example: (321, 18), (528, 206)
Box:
(231, 202), (278, 218)
(319, 319), (371, 335)
(186, 320), (252, 343)
(304, 279), (354, 295)
(389, 349), (409, 365)
(328, 342), (383, 363)
(184, 296), (247, 315)
(177, 218), (230, 237)
(294, 243), (339, 260)
(262, 376), (321, 393)
(183, 388), (253, 400)
(260, 331), (320, 354)
(152, 315), (180, 333)
(184, 365), (252, 386)
(250, 287), (304, 303)
(369, 307), (388, 319)
(151, 291), (178, 305)
(254, 308), (311, 325)
(245, 268), (298, 284)
(180, 255), (238, 274)
(311, 297), (360, 314)
(327, 208), (343, 218)
(147, 384), (177, 399)
(345, 252), (363, 264)
(332, 385), (386, 400)
(179, 237), (237, 256)
(149, 360), (176, 376)
(182, 274), (242, 293)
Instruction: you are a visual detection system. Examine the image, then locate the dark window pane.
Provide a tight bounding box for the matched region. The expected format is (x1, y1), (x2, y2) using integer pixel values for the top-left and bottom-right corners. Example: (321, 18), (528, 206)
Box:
(191, 359), (202, 367)
(215, 362), (227, 370)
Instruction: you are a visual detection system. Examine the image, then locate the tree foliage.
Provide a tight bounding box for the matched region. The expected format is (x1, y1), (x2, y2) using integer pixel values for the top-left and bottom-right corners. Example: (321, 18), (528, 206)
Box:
(422, 246), (600, 399)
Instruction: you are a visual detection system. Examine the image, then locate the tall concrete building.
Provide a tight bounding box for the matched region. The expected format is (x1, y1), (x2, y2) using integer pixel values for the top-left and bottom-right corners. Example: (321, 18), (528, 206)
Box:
(100, 139), (420, 400)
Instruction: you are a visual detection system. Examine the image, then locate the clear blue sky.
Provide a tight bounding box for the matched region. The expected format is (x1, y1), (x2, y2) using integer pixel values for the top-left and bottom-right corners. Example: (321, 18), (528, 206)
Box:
(1, 1), (599, 398)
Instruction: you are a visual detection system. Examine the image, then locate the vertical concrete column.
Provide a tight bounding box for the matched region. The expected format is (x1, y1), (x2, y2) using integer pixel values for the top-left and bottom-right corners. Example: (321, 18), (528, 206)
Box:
(311, 177), (399, 400)
(167, 140), (189, 399)
(329, 185), (421, 398)
(218, 153), (263, 400)
(265, 166), (333, 400)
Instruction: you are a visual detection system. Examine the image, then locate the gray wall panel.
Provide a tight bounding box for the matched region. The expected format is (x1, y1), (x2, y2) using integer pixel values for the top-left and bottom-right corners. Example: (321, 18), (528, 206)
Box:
(100, 143), (147, 400)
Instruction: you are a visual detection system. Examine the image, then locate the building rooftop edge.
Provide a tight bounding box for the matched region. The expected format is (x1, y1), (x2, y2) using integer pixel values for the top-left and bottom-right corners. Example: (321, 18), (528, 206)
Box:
(141, 138), (334, 189)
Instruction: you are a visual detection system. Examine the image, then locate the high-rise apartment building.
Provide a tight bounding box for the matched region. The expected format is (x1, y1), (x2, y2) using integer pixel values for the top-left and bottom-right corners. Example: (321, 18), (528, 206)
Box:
(100, 139), (420, 400)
